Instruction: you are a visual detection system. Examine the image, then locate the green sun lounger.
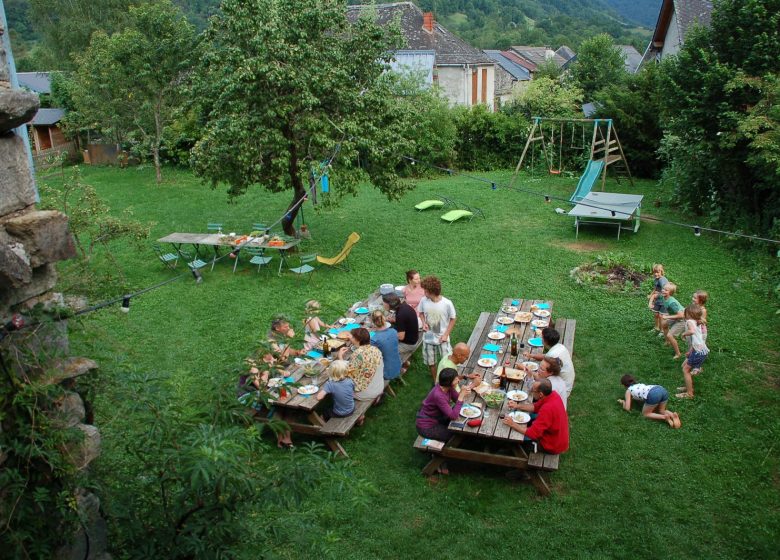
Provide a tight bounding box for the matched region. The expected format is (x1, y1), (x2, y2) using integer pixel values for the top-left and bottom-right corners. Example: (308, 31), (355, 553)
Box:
(441, 205), (484, 223)
(415, 195), (457, 211)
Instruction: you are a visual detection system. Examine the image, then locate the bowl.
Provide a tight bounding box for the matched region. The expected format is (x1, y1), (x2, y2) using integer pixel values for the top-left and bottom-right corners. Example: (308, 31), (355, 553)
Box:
(379, 283), (394, 295)
(395, 285), (405, 297)
(482, 389), (506, 409)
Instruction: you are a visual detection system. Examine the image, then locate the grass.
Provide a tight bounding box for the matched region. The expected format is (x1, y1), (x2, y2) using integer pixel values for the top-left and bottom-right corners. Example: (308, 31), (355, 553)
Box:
(43, 164), (779, 558)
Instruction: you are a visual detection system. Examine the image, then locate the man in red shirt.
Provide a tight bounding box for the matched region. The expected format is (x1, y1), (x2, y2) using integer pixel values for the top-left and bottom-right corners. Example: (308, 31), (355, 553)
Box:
(502, 379), (569, 454)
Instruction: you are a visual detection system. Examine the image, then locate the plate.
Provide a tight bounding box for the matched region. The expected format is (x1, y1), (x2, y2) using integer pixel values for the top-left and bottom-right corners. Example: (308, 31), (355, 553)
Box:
(267, 378), (283, 388)
(502, 306), (518, 313)
(460, 405), (482, 419)
(508, 411), (531, 424)
(528, 337), (543, 347)
(478, 357), (498, 368)
(533, 309), (551, 318)
(487, 331), (506, 341)
(497, 316), (513, 325)
(521, 361), (539, 372)
(297, 384), (318, 396)
(531, 319), (549, 328)
(338, 317), (356, 325)
(514, 311), (533, 323)
(507, 390), (529, 402)
(354, 307), (369, 314)
(337, 331), (352, 340)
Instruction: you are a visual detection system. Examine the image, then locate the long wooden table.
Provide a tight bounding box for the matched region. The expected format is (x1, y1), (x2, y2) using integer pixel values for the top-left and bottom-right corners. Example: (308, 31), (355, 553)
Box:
(420, 298), (556, 480)
(157, 232), (300, 275)
(251, 290), (393, 456)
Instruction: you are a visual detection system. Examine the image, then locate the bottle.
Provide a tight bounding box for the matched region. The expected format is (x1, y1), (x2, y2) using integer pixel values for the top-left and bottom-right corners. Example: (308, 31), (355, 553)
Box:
(500, 362), (508, 391)
(510, 333), (518, 357)
(322, 337), (330, 357)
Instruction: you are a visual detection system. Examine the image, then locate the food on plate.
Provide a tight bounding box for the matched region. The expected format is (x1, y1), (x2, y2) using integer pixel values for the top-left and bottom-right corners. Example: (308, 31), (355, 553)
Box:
(297, 384), (318, 395)
(477, 357), (497, 368)
(507, 390), (529, 402)
(531, 319), (549, 328)
(533, 309), (551, 318)
(502, 306), (518, 313)
(514, 311), (533, 323)
(337, 331), (352, 340)
(460, 406), (481, 419)
(508, 411), (531, 424)
(521, 361), (539, 372)
(487, 331), (506, 340)
(497, 316), (513, 325)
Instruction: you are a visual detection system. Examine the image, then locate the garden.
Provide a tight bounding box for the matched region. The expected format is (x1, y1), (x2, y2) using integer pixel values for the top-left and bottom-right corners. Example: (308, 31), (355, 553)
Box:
(42, 163), (779, 558)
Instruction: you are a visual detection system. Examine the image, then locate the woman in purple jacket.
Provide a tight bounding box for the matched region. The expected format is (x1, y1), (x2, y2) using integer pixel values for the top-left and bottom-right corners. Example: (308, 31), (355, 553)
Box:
(415, 368), (471, 442)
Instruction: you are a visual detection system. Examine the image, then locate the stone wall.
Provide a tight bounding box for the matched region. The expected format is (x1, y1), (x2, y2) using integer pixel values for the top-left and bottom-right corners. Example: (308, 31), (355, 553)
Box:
(0, 13), (110, 560)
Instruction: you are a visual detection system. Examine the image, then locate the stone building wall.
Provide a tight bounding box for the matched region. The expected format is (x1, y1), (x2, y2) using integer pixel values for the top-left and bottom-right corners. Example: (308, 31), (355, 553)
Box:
(0, 11), (110, 560)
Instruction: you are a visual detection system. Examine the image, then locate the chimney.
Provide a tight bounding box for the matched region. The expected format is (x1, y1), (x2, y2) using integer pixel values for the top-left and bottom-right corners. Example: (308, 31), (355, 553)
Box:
(423, 12), (435, 33)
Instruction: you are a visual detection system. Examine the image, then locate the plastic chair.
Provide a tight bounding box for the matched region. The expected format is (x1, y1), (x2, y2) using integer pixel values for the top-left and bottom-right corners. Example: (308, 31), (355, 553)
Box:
(234, 246), (272, 274)
(316, 232), (360, 271)
(289, 254), (317, 284)
(207, 222), (223, 234)
(153, 244), (180, 269)
(251, 223), (270, 236)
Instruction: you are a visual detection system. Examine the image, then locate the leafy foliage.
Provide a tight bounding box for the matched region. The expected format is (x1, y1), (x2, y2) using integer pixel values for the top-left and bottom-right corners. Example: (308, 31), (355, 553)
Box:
(658, 0), (780, 237)
(452, 104), (530, 170)
(507, 76), (583, 119)
(64, 1), (196, 183)
(568, 33), (627, 99)
(190, 0), (420, 235)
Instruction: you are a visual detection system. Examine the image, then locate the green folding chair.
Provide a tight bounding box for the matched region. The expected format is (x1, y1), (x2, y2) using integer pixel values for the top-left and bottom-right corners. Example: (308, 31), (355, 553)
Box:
(207, 222), (223, 234)
(289, 254), (317, 284)
(153, 244), (180, 270)
(251, 223), (270, 236)
(233, 246), (272, 274)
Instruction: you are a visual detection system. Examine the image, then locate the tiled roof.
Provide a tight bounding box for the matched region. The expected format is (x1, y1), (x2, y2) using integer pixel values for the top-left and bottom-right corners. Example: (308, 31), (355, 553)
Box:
(509, 46), (568, 68)
(483, 50), (531, 80)
(555, 45), (576, 61)
(500, 50), (536, 72)
(347, 2), (493, 65)
(17, 72), (52, 94)
(618, 45), (643, 73)
(674, 0), (713, 39)
(32, 108), (65, 126)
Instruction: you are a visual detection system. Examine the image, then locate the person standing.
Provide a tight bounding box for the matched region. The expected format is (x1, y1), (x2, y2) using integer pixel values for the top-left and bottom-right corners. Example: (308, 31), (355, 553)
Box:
(418, 276), (457, 383)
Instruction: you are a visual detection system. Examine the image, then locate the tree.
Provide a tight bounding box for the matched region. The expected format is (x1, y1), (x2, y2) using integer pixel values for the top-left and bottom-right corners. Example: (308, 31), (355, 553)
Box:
(67, 1), (196, 183)
(569, 33), (626, 98)
(28, 0), (132, 69)
(190, 0), (418, 236)
(507, 76), (583, 119)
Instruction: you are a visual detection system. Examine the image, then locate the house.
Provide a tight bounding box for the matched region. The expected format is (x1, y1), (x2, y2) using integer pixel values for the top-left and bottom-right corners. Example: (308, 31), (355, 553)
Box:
(483, 50), (530, 106)
(389, 50), (436, 85)
(509, 46), (569, 71)
(555, 45), (576, 64)
(639, 0), (713, 68)
(16, 72), (76, 159)
(348, 2), (496, 110)
(618, 45), (643, 73)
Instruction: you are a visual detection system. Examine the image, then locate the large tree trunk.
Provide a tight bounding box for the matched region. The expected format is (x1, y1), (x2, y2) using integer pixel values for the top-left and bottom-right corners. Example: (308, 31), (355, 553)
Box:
(281, 124), (305, 237)
(153, 106), (163, 184)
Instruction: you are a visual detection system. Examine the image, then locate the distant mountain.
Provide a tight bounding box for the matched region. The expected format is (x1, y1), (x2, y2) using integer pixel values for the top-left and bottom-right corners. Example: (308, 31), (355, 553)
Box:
(603, 0), (662, 28)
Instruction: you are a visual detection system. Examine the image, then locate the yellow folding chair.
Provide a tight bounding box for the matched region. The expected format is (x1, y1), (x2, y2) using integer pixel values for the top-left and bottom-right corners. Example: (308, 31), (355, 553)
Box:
(316, 232), (360, 271)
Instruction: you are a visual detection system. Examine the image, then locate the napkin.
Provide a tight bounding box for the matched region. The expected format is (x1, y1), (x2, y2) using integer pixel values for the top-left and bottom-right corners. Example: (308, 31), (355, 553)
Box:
(343, 323), (360, 331)
(536, 302), (550, 309)
(511, 300), (519, 306)
(483, 343), (501, 352)
(528, 337), (543, 347)
(306, 350), (323, 359)
(495, 325), (509, 333)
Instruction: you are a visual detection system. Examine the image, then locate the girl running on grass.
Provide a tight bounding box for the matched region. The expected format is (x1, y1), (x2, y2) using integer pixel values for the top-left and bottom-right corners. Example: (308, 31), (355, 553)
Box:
(676, 304), (709, 399)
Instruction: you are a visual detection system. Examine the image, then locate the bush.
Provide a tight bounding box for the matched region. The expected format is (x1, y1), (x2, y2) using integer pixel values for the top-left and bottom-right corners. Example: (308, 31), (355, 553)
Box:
(452, 105), (529, 170)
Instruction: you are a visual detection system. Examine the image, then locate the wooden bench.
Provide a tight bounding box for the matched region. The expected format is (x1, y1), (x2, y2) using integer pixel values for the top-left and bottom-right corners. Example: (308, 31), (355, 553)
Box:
(554, 317), (576, 356)
(320, 399), (373, 437)
(527, 451), (560, 496)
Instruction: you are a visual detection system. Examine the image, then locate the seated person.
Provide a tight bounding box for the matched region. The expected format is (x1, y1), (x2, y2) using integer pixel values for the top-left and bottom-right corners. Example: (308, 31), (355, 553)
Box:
(236, 355), (293, 448)
(369, 310), (401, 380)
(303, 300), (333, 351)
(316, 360), (355, 420)
(415, 368), (472, 442)
(338, 328), (385, 403)
(525, 327), (575, 396)
(529, 356), (568, 410)
(502, 379), (569, 455)
(267, 317), (303, 361)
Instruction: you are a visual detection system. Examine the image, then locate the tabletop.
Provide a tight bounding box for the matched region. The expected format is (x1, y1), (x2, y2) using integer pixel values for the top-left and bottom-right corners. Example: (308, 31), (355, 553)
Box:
(568, 192), (643, 221)
(448, 297), (554, 442)
(157, 232), (300, 250)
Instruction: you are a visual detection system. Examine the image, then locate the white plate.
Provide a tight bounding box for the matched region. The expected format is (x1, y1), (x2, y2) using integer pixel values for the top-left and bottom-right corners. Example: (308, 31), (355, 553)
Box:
(487, 331), (506, 340)
(507, 390), (529, 402)
(297, 384), (318, 395)
(497, 316), (513, 325)
(508, 411), (531, 424)
(502, 306), (518, 313)
(533, 309), (551, 318)
(338, 317), (356, 325)
(478, 357), (497, 368)
(531, 319), (549, 328)
(521, 361), (539, 372)
(460, 405), (482, 419)
(267, 378), (283, 388)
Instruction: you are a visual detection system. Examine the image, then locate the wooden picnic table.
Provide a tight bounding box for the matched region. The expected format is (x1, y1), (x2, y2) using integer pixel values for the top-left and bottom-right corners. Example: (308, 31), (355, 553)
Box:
(157, 232), (300, 275)
(418, 298), (561, 491)
(252, 290), (394, 456)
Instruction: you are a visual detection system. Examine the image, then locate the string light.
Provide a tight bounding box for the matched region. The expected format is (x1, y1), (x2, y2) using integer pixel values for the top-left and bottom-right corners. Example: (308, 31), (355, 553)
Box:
(120, 296), (131, 313)
(544, 195), (550, 203)
(694, 226), (701, 237)
(491, 182), (497, 190)
(191, 268), (203, 283)
(611, 210), (616, 217)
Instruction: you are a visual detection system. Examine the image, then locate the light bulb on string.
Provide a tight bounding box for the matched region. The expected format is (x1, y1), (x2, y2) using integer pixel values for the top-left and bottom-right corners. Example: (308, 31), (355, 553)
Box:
(694, 226), (701, 237)
(544, 195), (550, 203)
(192, 268), (203, 283)
(120, 295), (131, 313)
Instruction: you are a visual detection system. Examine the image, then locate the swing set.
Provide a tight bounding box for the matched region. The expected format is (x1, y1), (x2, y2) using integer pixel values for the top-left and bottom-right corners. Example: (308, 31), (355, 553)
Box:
(510, 117), (633, 192)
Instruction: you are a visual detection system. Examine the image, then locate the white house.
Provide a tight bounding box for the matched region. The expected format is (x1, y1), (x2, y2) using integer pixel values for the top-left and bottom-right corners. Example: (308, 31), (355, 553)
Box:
(640, 0), (713, 68)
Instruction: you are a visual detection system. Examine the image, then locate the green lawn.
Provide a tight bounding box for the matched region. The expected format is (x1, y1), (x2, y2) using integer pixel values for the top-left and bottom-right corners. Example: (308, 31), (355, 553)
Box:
(44, 165), (779, 558)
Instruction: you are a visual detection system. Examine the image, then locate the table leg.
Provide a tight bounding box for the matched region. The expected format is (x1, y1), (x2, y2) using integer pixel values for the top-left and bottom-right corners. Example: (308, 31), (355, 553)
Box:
(422, 455), (446, 476)
(575, 218), (579, 240)
(617, 222), (621, 241)
(277, 249), (288, 276)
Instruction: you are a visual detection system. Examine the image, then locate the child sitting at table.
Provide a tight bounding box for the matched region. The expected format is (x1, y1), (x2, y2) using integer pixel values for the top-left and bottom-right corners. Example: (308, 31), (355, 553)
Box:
(316, 360), (355, 420)
(303, 300), (333, 351)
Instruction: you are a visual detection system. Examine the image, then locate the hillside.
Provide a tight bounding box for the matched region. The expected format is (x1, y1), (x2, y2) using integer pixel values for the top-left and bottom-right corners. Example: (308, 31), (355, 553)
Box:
(6, 0), (656, 59)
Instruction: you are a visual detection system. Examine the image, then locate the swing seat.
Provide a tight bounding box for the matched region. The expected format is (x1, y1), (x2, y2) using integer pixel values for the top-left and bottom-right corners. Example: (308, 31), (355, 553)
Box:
(549, 169), (562, 175)
(415, 200), (445, 211)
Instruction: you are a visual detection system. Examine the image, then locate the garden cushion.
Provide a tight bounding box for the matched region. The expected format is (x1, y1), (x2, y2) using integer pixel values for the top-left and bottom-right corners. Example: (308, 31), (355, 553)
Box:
(415, 199), (445, 211)
(441, 209), (474, 223)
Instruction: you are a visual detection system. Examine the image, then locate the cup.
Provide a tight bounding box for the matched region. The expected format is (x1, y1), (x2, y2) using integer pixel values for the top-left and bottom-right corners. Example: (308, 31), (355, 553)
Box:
(491, 377), (501, 389)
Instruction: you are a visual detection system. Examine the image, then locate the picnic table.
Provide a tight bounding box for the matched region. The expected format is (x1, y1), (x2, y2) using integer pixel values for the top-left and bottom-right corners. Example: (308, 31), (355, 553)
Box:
(251, 291), (394, 456)
(416, 298), (568, 494)
(157, 232), (300, 275)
